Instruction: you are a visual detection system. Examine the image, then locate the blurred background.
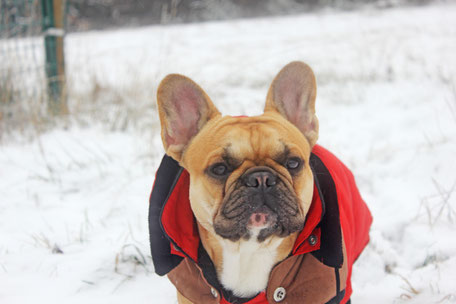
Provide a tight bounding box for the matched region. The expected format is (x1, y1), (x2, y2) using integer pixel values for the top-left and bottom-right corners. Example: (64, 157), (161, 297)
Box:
(1, 1), (455, 303)
(0, 0), (437, 135)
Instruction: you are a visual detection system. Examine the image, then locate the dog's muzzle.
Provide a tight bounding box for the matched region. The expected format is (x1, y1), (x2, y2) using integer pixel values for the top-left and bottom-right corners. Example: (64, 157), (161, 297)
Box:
(213, 167), (304, 242)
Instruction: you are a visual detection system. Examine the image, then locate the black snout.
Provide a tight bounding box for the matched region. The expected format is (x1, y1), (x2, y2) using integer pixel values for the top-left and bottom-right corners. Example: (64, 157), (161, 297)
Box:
(244, 169), (277, 189)
(216, 166), (302, 242)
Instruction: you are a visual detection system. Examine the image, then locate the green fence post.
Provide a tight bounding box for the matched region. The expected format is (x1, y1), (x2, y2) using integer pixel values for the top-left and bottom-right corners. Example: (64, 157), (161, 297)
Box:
(42, 0), (67, 114)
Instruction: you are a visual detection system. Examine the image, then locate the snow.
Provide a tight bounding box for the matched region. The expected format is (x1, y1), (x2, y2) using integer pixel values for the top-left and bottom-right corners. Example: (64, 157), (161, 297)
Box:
(2, 2), (456, 303)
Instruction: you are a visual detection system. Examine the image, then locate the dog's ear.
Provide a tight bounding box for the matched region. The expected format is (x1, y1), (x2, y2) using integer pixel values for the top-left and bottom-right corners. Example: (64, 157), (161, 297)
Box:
(157, 74), (220, 161)
(265, 61), (319, 147)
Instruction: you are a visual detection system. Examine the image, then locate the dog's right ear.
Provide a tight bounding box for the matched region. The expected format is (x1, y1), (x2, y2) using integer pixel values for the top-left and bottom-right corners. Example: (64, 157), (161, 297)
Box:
(157, 74), (220, 162)
(265, 61), (319, 148)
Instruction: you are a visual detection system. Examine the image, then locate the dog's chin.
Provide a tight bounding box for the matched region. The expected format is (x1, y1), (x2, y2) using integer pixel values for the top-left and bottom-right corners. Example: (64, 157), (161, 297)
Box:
(213, 206), (304, 242)
(244, 206), (278, 241)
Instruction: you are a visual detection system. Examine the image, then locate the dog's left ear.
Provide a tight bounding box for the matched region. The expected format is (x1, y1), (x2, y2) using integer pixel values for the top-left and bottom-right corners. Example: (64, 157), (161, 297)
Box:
(265, 61), (319, 147)
(157, 74), (221, 162)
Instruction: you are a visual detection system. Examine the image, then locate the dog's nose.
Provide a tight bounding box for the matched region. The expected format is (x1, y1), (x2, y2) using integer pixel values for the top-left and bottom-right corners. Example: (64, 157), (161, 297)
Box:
(245, 171), (277, 189)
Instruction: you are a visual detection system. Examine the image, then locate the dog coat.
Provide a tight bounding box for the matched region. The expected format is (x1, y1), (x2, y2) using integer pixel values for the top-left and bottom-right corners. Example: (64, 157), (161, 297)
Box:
(149, 144), (373, 304)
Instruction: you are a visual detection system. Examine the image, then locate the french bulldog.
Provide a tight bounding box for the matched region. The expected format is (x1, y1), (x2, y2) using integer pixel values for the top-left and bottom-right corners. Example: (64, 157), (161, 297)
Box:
(151, 61), (372, 304)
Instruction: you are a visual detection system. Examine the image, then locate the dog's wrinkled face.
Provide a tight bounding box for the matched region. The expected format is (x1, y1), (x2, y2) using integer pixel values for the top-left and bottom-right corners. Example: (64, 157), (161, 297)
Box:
(184, 114), (314, 242)
(157, 61), (319, 244)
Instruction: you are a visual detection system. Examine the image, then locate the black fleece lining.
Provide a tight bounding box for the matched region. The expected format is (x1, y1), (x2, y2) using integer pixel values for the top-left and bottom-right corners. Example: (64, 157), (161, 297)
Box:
(148, 155), (184, 276)
(309, 153), (344, 268)
(326, 289), (346, 304)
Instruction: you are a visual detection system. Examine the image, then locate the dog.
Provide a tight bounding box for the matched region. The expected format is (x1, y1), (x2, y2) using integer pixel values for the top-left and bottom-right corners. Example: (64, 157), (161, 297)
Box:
(148, 61), (372, 304)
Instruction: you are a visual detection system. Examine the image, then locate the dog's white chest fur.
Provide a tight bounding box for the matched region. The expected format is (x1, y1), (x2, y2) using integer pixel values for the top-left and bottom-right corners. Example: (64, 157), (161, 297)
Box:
(219, 230), (282, 298)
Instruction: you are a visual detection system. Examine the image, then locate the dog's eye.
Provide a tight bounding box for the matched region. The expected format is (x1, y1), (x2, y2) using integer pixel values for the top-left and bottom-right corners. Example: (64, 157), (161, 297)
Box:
(286, 158), (302, 170)
(210, 163), (228, 176)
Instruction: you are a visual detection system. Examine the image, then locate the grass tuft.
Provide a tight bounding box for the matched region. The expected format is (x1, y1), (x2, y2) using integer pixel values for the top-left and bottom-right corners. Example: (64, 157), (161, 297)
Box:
(114, 243), (151, 276)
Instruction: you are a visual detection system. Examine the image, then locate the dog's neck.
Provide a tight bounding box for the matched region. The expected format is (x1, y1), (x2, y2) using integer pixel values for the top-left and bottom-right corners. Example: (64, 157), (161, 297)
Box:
(198, 224), (297, 298)
(218, 232), (283, 297)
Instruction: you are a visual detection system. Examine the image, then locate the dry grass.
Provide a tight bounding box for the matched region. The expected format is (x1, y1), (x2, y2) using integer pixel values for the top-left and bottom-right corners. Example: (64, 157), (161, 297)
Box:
(0, 65), (60, 141)
(67, 73), (157, 132)
(0, 67), (159, 143)
(415, 179), (456, 228)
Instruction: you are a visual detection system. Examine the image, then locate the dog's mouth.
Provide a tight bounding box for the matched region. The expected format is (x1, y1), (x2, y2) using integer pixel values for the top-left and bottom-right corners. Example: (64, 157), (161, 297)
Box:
(213, 170), (305, 242)
(247, 205), (277, 229)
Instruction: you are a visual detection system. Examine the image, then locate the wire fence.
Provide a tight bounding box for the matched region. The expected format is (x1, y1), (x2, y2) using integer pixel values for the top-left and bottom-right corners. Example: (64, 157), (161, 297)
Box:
(0, 0), (425, 130)
(1, 0), (44, 106)
(0, 0), (66, 120)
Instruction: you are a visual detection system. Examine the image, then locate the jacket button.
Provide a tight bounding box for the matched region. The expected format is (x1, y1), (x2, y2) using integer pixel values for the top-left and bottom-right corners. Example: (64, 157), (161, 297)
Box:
(210, 287), (218, 298)
(273, 287), (286, 302)
(308, 234), (318, 246)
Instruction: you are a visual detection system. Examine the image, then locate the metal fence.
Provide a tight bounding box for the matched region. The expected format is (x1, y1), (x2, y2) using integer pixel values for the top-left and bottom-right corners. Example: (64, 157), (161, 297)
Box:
(0, 0), (66, 117)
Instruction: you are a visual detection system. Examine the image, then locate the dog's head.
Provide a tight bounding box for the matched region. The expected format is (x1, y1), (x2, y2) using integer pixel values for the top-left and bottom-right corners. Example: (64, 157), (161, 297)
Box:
(157, 62), (318, 244)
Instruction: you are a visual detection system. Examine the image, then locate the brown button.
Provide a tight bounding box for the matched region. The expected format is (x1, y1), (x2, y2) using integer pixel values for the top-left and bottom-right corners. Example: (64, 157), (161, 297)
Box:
(308, 234), (318, 246)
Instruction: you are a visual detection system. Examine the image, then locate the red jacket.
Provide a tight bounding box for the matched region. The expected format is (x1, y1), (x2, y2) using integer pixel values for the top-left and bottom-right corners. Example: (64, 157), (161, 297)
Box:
(149, 145), (373, 304)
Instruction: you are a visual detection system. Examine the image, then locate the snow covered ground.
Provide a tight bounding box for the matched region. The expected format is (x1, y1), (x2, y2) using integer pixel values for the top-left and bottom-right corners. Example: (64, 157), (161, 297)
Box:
(1, 2), (456, 303)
